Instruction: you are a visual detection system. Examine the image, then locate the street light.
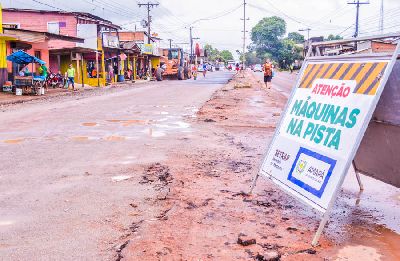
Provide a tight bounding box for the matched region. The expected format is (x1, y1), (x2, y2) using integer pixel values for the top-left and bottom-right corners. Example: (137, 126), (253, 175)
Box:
(299, 28), (311, 57)
(299, 28), (311, 45)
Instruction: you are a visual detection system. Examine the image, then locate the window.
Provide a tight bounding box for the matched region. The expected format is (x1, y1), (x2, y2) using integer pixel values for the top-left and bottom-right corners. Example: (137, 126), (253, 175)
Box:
(34, 51), (41, 59)
(47, 22), (60, 34)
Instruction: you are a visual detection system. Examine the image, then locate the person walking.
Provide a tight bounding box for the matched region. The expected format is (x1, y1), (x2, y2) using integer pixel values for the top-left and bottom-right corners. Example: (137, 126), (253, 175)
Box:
(67, 63), (76, 91)
(39, 64), (48, 89)
(263, 59), (273, 89)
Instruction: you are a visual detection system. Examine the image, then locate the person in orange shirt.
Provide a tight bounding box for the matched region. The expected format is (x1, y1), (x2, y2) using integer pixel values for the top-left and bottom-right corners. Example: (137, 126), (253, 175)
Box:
(263, 59), (273, 89)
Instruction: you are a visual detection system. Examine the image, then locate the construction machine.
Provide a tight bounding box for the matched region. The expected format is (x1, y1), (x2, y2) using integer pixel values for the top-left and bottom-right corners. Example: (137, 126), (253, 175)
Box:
(158, 48), (191, 81)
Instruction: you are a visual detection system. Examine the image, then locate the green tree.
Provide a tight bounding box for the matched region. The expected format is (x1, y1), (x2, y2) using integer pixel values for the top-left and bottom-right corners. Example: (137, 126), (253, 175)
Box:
(327, 34), (343, 41)
(204, 44), (220, 61)
(276, 39), (302, 69)
(220, 50), (234, 61)
(242, 51), (265, 65)
(251, 16), (286, 60)
(287, 32), (305, 44)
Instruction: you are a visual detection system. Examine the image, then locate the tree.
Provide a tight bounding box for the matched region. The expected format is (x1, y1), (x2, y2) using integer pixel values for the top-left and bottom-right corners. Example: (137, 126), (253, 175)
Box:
(250, 16), (306, 69)
(204, 44), (220, 61)
(276, 39), (302, 69)
(220, 50), (233, 62)
(242, 51), (268, 65)
(287, 32), (305, 44)
(251, 16), (286, 60)
(327, 34), (343, 41)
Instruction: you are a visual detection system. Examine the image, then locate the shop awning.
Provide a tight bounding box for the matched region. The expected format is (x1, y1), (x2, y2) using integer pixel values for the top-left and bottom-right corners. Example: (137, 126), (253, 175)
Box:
(121, 41), (141, 53)
(7, 50), (46, 65)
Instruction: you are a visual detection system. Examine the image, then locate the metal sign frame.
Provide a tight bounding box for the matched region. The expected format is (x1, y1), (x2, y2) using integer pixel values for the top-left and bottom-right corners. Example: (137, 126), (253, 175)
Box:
(250, 40), (400, 246)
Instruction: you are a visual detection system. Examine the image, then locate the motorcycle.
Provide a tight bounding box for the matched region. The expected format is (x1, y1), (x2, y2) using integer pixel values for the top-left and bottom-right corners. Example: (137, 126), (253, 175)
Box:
(46, 72), (64, 88)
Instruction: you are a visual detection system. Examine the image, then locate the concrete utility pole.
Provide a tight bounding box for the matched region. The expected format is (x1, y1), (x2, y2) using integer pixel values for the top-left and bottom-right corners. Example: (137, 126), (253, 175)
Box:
(379, 0), (384, 34)
(241, 0), (249, 69)
(299, 28), (311, 57)
(189, 26), (200, 64)
(138, 2), (159, 44)
(347, 0), (370, 38)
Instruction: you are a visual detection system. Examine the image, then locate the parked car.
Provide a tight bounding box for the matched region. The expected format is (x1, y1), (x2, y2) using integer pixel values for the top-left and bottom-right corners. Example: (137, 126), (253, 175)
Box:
(253, 64), (262, 72)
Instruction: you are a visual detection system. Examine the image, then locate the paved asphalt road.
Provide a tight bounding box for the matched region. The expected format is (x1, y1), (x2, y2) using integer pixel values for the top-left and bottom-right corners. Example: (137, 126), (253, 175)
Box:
(0, 71), (233, 260)
(253, 70), (298, 98)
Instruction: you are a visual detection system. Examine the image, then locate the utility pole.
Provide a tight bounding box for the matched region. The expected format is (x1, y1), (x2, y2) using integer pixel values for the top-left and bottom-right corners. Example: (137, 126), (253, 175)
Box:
(299, 28), (311, 57)
(189, 26), (200, 64)
(347, 0), (370, 38)
(168, 39), (173, 49)
(299, 28), (311, 44)
(379, 0), (384, 34)
(241, 0), (249, 69)
(138, 2), (159, 44)
(190, 27), (193, 62)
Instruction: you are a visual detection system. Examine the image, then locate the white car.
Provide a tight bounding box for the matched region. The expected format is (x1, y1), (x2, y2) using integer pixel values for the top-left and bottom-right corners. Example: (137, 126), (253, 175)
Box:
(253, 64), (262, 72)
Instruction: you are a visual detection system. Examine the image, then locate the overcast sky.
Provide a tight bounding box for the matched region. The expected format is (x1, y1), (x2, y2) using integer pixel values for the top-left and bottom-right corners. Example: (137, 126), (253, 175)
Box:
(3, 0), (400, 58)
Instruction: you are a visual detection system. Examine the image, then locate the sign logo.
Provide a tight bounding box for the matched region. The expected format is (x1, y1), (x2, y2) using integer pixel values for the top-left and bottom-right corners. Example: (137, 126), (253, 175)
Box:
(296, 160), (307, 174)
(288, 147), (336, 198)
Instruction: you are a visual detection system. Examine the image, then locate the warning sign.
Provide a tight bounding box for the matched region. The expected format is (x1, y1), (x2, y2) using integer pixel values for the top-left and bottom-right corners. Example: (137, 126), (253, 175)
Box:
(260, 59), (394, 212)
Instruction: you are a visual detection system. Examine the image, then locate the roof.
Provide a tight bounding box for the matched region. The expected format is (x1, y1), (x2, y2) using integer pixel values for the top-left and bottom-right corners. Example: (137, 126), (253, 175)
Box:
(3, 8), (121, 30)
(49, 47), (98, 55)
(121, 41), (141, 53)
(7, 50), (46, 65)
(312, 32), (400, 47)
(4, 28), (84, 43)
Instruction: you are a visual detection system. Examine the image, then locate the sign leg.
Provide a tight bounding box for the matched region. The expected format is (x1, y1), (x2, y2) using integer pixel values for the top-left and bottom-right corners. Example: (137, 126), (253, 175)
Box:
(352, 161), (364, 191)
(311, 210), (331, 246)
(355, 171), (364, 191)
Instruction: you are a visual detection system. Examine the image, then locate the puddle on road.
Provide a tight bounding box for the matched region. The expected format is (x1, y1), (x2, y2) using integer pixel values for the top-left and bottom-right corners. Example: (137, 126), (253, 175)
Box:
(334, 245), (382, 260)
(111, 175), (132, 182)
(72, 136), (90, 142)
(2, 138), (25, 144)
(82, 122), (98, 127)
(104, 135), (126, 141)
(146, 128), (166, 138)
(106, 119), (150, 126)
(331, 225), (400, 260)
(0, 220), (14, 226)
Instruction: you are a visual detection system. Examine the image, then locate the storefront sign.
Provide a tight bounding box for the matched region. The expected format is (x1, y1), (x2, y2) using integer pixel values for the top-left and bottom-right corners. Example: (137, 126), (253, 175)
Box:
(103, 34), (119, 49)
(142, 44), (154, 55)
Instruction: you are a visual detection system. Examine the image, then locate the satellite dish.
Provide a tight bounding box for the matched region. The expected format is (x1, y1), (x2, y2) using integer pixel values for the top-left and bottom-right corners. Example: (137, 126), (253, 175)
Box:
(141, 19), (148, 28)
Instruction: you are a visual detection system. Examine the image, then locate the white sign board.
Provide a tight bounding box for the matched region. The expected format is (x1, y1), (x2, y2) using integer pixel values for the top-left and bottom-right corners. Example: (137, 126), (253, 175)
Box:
(260, 58), (394, 213)
(103, 34), (119, 49)
(77, 24), (98, 50)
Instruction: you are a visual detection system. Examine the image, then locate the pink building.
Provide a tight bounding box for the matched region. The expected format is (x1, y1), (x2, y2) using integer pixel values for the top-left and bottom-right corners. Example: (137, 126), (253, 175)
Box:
(3, 9), (121, 85)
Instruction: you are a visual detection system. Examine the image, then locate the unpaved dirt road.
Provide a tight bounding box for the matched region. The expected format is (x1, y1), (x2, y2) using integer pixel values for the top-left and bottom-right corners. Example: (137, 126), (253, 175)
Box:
(1, 70), (399, 260)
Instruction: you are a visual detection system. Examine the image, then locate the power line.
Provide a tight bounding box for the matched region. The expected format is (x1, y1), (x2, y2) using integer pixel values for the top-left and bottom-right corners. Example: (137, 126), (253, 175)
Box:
(191, 4), (243, 25)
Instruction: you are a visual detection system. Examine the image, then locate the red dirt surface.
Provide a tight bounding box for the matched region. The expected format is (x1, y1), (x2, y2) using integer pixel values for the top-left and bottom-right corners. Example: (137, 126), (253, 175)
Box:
(119, 72), (334, 260)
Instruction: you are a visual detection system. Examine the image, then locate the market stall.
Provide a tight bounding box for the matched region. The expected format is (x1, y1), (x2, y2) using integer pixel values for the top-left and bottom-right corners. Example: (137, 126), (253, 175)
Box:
(6, 50), (47, 95)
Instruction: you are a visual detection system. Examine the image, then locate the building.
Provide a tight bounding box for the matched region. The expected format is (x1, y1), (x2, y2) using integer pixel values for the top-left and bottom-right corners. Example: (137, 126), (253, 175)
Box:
(117, 31), (161, 79)
(2, 8), (122, 86)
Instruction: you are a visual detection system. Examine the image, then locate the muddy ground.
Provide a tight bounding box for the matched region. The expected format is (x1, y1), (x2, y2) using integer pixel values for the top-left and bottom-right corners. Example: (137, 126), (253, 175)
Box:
(115, 71), (400, 260)
(1, 70), (399, 260)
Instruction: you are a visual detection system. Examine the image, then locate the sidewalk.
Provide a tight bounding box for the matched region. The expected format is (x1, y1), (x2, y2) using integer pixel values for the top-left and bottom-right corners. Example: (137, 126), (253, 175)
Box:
(0, 88), (71, 106)
(0, 80), (152, 107)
